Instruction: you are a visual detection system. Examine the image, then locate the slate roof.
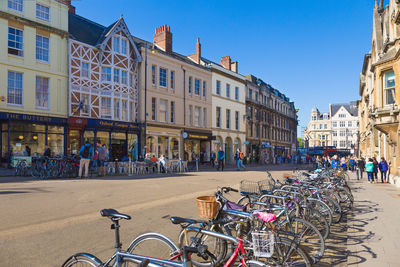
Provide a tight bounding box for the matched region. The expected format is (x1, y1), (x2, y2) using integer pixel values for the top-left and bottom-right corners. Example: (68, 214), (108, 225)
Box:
(69, 13), (108, 46)
(330, 101), (358, 117)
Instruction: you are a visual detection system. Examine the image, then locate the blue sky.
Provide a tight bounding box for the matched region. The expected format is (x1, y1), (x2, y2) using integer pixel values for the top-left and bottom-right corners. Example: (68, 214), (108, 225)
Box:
(72, 0), (377, 134)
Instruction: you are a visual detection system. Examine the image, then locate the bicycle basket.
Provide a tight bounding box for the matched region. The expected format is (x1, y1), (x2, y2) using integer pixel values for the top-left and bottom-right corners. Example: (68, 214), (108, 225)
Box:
(240, 180), (261, 195)
(196, 196), (219, 219)
(258, 179), (275, 194)
(252, 231), (275, 258)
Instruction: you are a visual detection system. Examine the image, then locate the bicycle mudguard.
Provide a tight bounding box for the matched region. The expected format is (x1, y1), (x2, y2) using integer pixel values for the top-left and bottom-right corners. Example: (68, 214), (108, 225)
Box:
(61, 253), (103, 267)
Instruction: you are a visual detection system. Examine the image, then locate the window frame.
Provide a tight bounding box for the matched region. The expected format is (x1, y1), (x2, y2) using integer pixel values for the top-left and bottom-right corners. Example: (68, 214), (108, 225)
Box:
(159, 67), (167, 87)
(226, 83), (230, 98)
(101, 67), (112, 82)
(151, 65), (156, 85)
(36, 35), (50, 63)
(81, 62), (90, 79)
(194, 79), (200, 96)
(36, 3), (50, 21)
(35, 76), (49, 109)
(170, 71), (175, 89)
(7, 71), (23, 106)
(216, 80), (221, 95)
(8, 0), (23, 13)
(384, 70), (396, 105)
(8, 27), (24, 57)
(101, 97), (112, 119)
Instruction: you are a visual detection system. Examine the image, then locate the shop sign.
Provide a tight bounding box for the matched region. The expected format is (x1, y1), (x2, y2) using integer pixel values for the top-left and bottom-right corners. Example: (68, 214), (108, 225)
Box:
(188, 134), (209, 140)
(0, 96), (5, 102)
(87, 119), (140, 131)
(68, 117), (87, 127)
(0, 112), (67, 124)
(275, 146), (284, 150)
(182, 132), (188, 139)
(262, 142), (273, 148)
(244, 141), (249, 145)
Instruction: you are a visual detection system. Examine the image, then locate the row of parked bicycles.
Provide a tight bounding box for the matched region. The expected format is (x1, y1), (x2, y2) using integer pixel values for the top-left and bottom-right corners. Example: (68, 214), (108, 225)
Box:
(62, 167), (353, 267)
(14, 156), (80, 179)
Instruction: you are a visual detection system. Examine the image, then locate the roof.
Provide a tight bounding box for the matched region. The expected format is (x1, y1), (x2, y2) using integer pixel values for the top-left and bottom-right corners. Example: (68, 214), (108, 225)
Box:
(330, 101), (358, 117)
(201, 57), (245, 81)
(69, 13), (106, 46)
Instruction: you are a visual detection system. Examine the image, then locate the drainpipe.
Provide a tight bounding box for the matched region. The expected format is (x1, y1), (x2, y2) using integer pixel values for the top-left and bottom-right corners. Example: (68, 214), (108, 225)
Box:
(182, 66), (186, 125)
(143, 45), (148, 158)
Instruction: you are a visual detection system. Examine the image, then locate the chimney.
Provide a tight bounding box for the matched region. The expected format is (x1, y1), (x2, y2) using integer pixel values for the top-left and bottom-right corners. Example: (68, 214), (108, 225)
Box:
(153, 24), (172, 53)
(195, 37), (201, 64)
(220, 56), (231, 70)
(59, 0), (75, 14)
(231, 61), (238, 73)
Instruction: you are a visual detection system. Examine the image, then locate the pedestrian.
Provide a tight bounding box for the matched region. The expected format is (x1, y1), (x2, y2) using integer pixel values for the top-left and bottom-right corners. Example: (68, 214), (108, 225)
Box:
(378, 157), (389, 183)
(44, 145), (51, 157)
(210, 150), (216, 167)
(235, 148), (246, 171)
(340, 156), (346, 171)
(79, 140), (93, 178)
(365, 158), (374, 183)
(372, 157), (379, 182)
(159, 154), (167, 173)
(217, 146), (225, 171)
(25, 146), (31, 156)
(97, 144), (107, 176)
(356, 157), (365, 180)
(350, 157), (355, 171)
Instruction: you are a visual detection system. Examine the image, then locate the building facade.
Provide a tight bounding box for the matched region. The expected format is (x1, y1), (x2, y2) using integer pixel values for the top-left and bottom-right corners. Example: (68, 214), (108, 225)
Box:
(67, 9), (142, 160)
(136, 26), (212, 162)
(245, 75), (297, 163)
(0, 0), (69, 164)
(201, 56), (246, 165)
(359, 0), (400, 181)
(329, 102), (358, 151)
(305, 107), (331, 148)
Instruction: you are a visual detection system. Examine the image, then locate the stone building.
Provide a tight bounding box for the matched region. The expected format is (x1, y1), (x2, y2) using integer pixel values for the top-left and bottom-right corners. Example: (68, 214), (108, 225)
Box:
(135, 27), (212, 162)
(359, 0), (400, 182)
(329, 102), (358, 151)
(305, 107), (331, 148)
(0, 0), (69, 164)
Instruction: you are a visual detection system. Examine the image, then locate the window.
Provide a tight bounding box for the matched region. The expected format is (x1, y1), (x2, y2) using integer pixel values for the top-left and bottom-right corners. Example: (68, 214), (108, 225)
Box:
(170, 71), (175, 89)
(171, 101), (175, 123)
(312, 116), (316, 121)
(312, 125), (316, 129)
(348, 121), (352, 127)
(255, 92), (258, 102)
(151, 65), (156, 85)
(195, 79), (200, 95)
(189, 105), (193, 126)
(36, 35), (49, 62)
(340, 121), (345, 127)
(248, 89), (252, 99)
(384, 71), (395, 105)
(235, 87), (239, 100)
(81, 62), (90, 78)
(159, 99), (168, 122)
(101, 98), (111, 119)
(121, 71), (128, 85)
(129, 73), (133, 87)
(203, 108), (207, 127)
(114, 99), (120, 120)
(114, 68), (120, 83)
(333, 131), (337, 137)
(332, 121), (337, 127)
(113, 37), (120, 53)
(235, 111), (239, 130)
(188, 77), (193, 93)
(203, 81), (206, 97)
(159, 68), (167, 87)
(8, 27), (23, 57)
(319, 124), (322, 129)
(256, 124), (259, 138)
(216, 107), (221, 128)
(7, 71), (23, 105)
(195, 107), (201, 126)
(129, 101), (134, 122)
(226, 84), (230, 98)
(333, 141), (337, 147)
(340, 130), (345, 137)
(122, 100), (128, 121)
(36, 4), (49, 21)
(226, 109), (231, 129)
(324, 124), (327, 129)
(81, 94), (90, 115)
(121, 39), (127, 55)
(35, 76), (49, 108)
(151, 97), (156, 120)
(8, 0), (23, 12)
(255, 109), (259, 121)
(340, 140), (346, 147)
(339, 114), (346, 118)
(249, 123), (253, 137)
(102, 67), (111, 82)
(216, 80), (221, 95)
(321, 135), (325, 140)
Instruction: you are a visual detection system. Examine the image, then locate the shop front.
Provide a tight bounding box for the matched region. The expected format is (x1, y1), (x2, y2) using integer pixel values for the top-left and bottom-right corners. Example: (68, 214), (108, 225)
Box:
(0, 112), (67, 166)
(67, 117), (141, 161)
(261, 142), (273, 164)
(145, 127), (181, 160)
(245, 140), (260, 163)
(183, 130), (212, 162)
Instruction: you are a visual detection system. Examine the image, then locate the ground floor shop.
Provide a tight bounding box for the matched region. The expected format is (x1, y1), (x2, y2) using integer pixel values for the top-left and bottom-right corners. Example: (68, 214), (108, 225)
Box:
(67, 117), (141, 161)
(0, 112), (67, 166)
(145, 127), (181, 160)
(183, 130), (212, 162)
(212, 131), (245, 165)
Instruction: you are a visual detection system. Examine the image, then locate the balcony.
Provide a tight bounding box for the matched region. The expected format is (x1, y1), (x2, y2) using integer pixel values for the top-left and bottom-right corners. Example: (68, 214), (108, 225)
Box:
(369, 104), (400, 133)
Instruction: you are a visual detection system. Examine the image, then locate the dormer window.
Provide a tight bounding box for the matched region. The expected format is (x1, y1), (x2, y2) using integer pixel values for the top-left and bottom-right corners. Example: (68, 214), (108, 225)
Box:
(112, 36), (129, 56)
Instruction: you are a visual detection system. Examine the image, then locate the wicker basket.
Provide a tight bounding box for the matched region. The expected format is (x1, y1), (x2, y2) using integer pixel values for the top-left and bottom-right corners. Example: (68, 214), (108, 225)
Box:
(196, 196), (219, 219)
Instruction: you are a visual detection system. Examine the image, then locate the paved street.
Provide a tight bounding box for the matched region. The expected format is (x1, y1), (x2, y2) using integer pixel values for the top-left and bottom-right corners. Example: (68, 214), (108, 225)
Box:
(1, 166), (399, 267)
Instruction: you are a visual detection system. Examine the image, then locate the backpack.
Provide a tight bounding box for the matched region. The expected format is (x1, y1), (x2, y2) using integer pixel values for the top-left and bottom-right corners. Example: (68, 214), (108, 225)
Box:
(239, 152), (244, 159)
(81, 145), (90, 158)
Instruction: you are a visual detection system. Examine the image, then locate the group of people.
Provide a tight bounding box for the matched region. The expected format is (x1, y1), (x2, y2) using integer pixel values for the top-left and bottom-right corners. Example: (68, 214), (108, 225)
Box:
(78, 141), (108, 178)
(210, 147), (246, 171)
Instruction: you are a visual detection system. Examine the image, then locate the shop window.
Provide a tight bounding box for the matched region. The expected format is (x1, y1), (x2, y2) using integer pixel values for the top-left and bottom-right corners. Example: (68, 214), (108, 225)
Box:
(8, 27), (24, 57)
(128, 133), (138, 160)
(384, 71), (395, 105)
(195, 79), (200, 95)
(8, 122), (46, 157)
(158, 136), (168, 158)
(114, 99), (120, 120)
(7, 71), (23, 105)
(48, 126), (64, 156)
(36, 76), (49, 109)
(101, 97), (111, 119)
(111, 132), (127, 161)
(69, 130), (80, 155)
(36, 35), (49, 62)
(146, 136), (156, 156)
(170, 138), (179, 159)
(159, 99), (168, 122)
(195, 106), (201, 127)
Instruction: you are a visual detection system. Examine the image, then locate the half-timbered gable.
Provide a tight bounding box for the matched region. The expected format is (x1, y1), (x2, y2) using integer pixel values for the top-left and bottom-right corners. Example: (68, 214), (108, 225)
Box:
(68, 13), (142, 122)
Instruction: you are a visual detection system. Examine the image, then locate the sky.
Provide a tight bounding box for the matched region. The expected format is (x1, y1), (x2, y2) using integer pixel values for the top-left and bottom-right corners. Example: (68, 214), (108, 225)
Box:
(71, 0), (378, 135)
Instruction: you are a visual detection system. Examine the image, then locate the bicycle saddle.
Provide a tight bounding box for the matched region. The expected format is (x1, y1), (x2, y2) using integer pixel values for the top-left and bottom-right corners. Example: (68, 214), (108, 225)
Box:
(100, 209), (131, 220)
(170, 216), (198, 225)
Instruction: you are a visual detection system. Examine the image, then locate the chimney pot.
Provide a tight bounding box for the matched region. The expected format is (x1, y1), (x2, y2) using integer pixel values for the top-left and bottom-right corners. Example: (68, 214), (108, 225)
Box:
(153, 24), (173, 53)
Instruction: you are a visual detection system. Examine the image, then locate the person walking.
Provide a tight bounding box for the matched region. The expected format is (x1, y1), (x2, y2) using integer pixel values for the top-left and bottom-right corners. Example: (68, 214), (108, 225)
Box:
(79, 141), (93, 178)
(159, 154), (167, 173)
(210, 151), (216, 167)
(372, 157), (379, 182)
(217, 147), (225, 171)
(365, 158), (374, 183)
(97, 143), (107, 176)
(235, 148), (246, 171)
(350, 157), (355, 171)
(44, 145), (51, 157)
(356, 157), (365, 180)
(340, 156), (347, 170)
(378, 157), (389, 183)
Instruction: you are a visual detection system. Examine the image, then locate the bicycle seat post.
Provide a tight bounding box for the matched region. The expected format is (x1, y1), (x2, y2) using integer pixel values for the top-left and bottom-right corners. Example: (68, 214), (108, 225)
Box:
(111, 219), (122, 252)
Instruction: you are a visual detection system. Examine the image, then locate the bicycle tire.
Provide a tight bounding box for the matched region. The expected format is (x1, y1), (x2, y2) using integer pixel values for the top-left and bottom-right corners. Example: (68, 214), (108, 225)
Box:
(322, 195), (342, 223)
(275, 217), (325, 263)
(307, 198), (333, 226)
(289, 206), (330, 240)
(62, 253), (102, 267)
(178, 225), (227, 267)
(127, 232), (180, 261)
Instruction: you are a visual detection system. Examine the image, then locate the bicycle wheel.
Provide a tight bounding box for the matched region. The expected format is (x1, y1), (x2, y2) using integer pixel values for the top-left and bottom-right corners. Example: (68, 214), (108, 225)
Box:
(62, 253), (102, 267)
(127, 232), (180, 260)
(178, 225), (227, 267)
(322, 195), (342, 223)
(289, 206), (330, 240)
(259, 237), (312, 267)
(307, 198), (333, 226)
(276, 217), (325, 263)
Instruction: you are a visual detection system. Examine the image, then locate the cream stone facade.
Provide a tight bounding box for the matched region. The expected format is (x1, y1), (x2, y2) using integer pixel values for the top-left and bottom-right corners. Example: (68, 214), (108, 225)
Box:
(136, 27), (212, 162)
(305, 107), (332, 148)
(359, 0), (400, 182)
(0, 0), (69, 162)
(201, 57), (246, 165)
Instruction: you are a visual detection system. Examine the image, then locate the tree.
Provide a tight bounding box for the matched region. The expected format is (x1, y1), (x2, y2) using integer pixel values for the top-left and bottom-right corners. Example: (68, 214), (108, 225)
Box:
(297, 138), (304, 148)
